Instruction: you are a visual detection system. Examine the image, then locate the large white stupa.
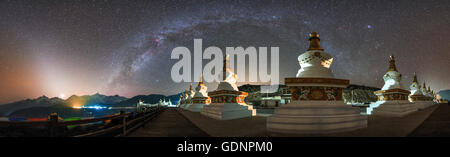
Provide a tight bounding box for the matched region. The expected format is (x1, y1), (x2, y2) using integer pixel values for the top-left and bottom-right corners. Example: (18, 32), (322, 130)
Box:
(367, 55), (417, 117)
(267, 32), (367, 134)
(200, 55), (256, 120)
(187, 75), (211, 112)
(408, 73), (435, 109)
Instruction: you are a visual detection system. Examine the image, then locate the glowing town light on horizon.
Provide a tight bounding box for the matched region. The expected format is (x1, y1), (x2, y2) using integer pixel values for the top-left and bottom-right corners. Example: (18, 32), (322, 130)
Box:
(72, 105), (108, 110)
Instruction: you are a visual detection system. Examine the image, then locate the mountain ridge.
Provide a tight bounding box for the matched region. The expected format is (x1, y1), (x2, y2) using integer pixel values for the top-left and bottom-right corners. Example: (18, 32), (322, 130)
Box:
(4, 93), (181, 118)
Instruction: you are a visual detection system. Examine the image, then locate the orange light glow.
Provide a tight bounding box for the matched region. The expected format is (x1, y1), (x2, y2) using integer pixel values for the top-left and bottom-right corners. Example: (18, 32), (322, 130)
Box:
(72, 103), (82, 109)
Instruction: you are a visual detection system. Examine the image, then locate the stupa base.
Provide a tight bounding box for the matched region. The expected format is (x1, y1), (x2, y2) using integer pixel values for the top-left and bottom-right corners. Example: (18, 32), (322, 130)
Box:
(187, 103), (208, 112)
(413, 101), (436, 110)
(370, 100), (418, 117)
(200, 103), (256, 120)
(266, 101), (367, 134)
(181, 104), (191, 110)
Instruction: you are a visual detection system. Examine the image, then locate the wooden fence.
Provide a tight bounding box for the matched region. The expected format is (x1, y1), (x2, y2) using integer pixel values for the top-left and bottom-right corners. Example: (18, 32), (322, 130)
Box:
(0, 106), (166, 137)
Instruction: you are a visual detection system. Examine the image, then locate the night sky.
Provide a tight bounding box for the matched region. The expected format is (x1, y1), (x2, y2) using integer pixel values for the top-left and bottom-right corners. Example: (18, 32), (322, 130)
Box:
(0, 0), (449, 104)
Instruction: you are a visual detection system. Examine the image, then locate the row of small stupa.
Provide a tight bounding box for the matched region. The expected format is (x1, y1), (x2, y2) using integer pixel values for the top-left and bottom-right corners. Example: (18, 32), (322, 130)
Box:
(177, 56), (256, 120)
(176, 32), (437, 134)
(178, 78), (210, 112)
(409, 74), (437, 103)
(366, 55), (437, 116)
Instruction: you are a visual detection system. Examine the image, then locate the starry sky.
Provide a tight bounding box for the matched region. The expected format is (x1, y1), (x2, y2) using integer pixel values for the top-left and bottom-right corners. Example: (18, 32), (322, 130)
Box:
(0, 0), (449, 104)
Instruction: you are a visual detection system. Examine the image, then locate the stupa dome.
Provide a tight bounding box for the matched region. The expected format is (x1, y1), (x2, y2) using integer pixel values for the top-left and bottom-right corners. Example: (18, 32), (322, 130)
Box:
(296, 32), (334, 78)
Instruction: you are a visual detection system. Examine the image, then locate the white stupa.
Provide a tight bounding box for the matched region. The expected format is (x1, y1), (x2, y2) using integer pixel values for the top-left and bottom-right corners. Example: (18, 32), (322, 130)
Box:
(267, 32), (367, 134)
(421, 81), (428, 97)
(426, 86), (433, 98)
(408, 73), (435, 109)
(367, 55), (417, 117)
(182, 86), (195, 110)
(426, 86), (437, 103)
(187, 75), (211, 112)
(200, 55), (256, 120)
(179, 89), (189, 109)
(177, 94), (183, 107)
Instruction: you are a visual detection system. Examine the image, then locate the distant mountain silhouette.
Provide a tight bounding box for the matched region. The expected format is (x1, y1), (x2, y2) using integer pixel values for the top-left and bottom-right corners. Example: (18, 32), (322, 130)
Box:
(65, 93), (128, 107)
(110, 93), (181, 107)
(8, 105), (89, 118)
(5, 93), (181, 118)
(0, 96), (64, 116)
(0, 93), (127, 117)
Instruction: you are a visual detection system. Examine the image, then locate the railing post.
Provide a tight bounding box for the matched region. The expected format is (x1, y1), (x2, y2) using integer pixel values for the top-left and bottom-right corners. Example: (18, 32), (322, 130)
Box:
(142, 108), (147, 128)
(49, 113), (59, 137)
(120, 110), (127, 136)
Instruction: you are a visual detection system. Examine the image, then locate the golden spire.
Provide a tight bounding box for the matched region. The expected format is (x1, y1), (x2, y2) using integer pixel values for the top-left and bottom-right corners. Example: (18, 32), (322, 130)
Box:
(307, 32), (324, 51)
(199, 73), (204, 85)
(185, 89), (188, 95)
(412, 72), (418, 84)
(387, 55), (397, 72)
(189, 83), (193, 91)
(222, 54), (229, 81)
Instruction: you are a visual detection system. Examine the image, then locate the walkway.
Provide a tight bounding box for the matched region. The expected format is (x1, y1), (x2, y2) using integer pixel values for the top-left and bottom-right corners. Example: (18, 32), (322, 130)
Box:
(128, 108), (209, 137)
(409, 104), (450, 136)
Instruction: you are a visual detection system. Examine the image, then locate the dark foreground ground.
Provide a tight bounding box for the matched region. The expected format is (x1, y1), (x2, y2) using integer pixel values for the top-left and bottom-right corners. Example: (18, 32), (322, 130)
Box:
(130, 103), (449, 137)
(409, 104), (450, 137)
(128, 108), (209, 137)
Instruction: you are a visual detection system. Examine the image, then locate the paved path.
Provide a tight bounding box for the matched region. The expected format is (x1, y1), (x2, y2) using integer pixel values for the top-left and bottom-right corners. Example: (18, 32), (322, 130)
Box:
(326, 104), (440, 137)
(178, 109), (268, 137)
(409, 104), (450, 137)
(128, 108), (209, 137)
